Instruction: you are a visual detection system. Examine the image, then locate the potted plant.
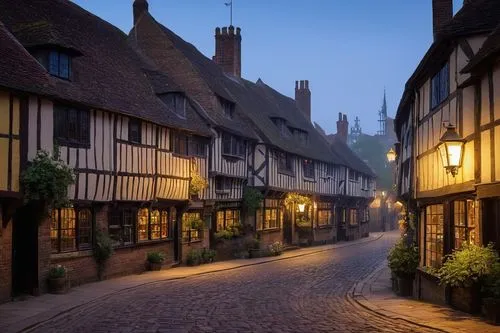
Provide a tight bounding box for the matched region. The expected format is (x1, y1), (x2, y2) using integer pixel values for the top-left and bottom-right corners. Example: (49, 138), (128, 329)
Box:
(269, 241), (284, 256)
(93, 231), (114, 280)
(186, 248), (201, 266)
(47, 265), (68, 294)
(438, 242), (498, 314)
(147, 251), (165, 271)
(387, 239), (419, 297)
(190, 217), (205, 231)
(247, 237), (263, 258)
(483, 262), (500, 325)
(200, 248), (216, 264)
(189, 169), (208, 199)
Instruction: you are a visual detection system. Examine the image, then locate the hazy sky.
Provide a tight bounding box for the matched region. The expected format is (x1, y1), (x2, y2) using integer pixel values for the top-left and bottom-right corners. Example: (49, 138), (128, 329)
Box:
(73, 0), (463, 135)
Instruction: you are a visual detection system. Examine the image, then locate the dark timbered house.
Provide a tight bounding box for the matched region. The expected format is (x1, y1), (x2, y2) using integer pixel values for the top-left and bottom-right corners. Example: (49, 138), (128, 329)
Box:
(394, 0), (500, 305)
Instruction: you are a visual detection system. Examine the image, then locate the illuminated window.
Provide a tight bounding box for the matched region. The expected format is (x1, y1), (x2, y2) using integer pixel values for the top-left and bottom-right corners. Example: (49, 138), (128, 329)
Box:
(317, 202), (333, 226)
(453, 200), (477, 249)
(425, 204), (444, 268)
(349, 209), (358, 226)
(256, 199), (281, 230)
(182, 212), (202, 242)
(216, 209), (240, 231)
(51, 207), (92, 253)
(137, 208), (149, 242)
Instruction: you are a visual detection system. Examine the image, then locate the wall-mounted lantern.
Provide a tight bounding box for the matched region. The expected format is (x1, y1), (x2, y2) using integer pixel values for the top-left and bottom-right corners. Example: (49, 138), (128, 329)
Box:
(297, 203), (306, 213)
(437, 124), (465, 177)
(386, 148), (396, 163)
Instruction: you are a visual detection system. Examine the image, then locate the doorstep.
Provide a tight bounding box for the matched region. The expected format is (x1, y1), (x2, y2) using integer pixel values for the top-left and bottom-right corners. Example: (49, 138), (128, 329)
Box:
(349, 262), (499, 333)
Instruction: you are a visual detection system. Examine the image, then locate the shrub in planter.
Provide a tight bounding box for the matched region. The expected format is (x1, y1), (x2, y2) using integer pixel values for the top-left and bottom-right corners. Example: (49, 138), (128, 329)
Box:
(387, 239), (419, 297)
(200, 248), (216, 264)
(186, 249), (201, 266)
(93, 231), (114, 280)
(214, 228), (234, 241)
(268, 241), (283, 256)
(147, 251), (165, 271)
(482, 262), (500, 324)
(438, 242), (499, 314)
(189, 217), (205, 231)
(48, 265), (68, 294)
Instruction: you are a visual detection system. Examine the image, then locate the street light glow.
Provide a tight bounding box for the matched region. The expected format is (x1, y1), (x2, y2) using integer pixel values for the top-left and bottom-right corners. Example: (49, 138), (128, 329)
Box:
(386, 148), (396, 163)
(437, 124), (465, 177)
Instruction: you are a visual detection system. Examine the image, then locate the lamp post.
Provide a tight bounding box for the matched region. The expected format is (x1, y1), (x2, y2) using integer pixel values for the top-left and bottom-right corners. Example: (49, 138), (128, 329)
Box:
(437, 124), (465, 177)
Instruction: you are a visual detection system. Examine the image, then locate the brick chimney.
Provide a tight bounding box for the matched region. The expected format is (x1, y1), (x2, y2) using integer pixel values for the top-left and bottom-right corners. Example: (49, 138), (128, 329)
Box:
(213, 26), (241, 77)
(432, 0), (453, 40)
(336, 113), (348, 143)
(133, 0), (149, 25)
(295, 80), (311, 121)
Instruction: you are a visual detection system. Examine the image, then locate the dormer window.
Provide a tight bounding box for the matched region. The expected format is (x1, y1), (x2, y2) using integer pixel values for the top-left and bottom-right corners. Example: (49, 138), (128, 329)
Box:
(271, 118), (290, 137)
(293, 129), (308, 146)
(33, 49), (73, 80)
(221, 98), (235, 119)
(160, 93), (186, 118)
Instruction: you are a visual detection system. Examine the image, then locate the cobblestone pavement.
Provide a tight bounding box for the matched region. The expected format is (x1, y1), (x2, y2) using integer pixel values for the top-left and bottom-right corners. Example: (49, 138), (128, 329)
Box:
(30, 233), (439, 333)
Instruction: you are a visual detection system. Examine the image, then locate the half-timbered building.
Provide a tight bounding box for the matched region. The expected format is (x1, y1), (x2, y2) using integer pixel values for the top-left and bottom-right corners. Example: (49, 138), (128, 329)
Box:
(394, 0), (500, 305)
(0, 0), (377, 302)
(0, 0), (216, 300)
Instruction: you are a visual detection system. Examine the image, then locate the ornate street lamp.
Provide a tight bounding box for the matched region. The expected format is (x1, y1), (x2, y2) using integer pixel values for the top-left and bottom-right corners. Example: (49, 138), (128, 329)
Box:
(386, 148), (396, 163)
(297, 203), (306, 213)
(437, 124), (465, 177)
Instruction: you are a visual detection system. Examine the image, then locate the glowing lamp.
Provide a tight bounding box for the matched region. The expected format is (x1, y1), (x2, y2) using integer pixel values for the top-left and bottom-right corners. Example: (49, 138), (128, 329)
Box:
(437, 124), (465, 177)
(297, 203), (306, 213)
(386, 148), (396, 163)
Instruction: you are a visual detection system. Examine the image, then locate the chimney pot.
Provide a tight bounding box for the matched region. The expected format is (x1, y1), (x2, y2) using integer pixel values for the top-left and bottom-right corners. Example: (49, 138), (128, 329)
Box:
(133, 0), (149, 25)
(213, 26), (242, 77)
(295, 80), (312, 121)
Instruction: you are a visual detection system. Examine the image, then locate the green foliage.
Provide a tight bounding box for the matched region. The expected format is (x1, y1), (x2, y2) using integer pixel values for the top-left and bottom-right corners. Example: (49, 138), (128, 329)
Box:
(284, 193), (312, 207)
(295, 216), (311, 228)
(243, 187), (263, 213)
(189, 170), (208, 196)
(268, 241), (283, 256)
(214, 228), (234, 240)
(422, 266), (439, 277)
(438, 242), (499, 288)
(351, 135), (393, 190)
(22, 148), (75, 209)
(246, 237), (261, 251)
(93, 231), (114, 280)
(146, 251), (166, 264)
(189, 217), (205, 230)
(483, 263), (500, 299)
(186, 248), (216, 266)
(48, 265), (66, 279)
(387, 239), (419, 278)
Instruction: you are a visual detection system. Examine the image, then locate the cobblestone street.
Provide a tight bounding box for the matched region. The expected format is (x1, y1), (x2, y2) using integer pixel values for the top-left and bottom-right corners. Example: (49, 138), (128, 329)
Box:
(28, 233), (439, 333)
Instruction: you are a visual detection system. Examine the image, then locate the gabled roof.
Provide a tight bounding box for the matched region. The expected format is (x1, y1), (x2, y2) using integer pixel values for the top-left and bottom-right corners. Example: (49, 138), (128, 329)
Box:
(129, 13), (258, 140)
(0, 20), (54, 95)
(462, 23), (500, 73)
(0, 0), (212, 136)
(395, 0), (500, 130)
(329, 135), (376, 178)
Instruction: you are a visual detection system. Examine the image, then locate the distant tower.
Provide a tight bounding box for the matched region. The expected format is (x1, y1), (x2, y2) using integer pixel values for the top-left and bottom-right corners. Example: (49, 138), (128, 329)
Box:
(377, 89), (388, 136)
(349, 116), (362, 145)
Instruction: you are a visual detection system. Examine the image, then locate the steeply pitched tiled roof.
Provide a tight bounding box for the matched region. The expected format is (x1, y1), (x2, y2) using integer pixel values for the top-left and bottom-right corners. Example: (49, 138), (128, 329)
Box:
(396, 0), (500, 131)
(462, 23), (500, 73)
(129, 13), (258, 140)
(0, 0), (212, 136)
(0, 20), (54, 95)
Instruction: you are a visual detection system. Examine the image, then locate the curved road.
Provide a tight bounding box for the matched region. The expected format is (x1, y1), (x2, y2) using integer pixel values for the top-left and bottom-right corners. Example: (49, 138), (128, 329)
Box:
(31, 232), (437, 333)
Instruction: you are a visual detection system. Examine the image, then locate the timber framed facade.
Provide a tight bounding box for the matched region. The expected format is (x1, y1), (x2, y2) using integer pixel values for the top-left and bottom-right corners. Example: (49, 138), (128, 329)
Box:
(0, 0), (375, 302)
(394, 0), (500, 306)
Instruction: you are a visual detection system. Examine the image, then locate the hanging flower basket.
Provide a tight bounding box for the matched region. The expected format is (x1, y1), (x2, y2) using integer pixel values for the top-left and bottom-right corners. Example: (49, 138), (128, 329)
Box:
(284, 193), (312, 207)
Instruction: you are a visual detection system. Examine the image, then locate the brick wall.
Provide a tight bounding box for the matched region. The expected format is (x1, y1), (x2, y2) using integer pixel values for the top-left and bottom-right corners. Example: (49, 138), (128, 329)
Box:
(259, 229), (283, 247)
(0, 206), (12, 303)
(313, 227), (336, 245)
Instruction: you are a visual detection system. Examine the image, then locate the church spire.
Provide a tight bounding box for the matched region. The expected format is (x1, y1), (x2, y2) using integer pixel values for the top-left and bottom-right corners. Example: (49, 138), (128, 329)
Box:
(377, 89), (388, 136)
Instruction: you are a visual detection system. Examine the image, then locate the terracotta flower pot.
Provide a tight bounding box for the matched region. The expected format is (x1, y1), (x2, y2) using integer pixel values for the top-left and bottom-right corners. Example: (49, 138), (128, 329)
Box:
(48, 277), (68, 294)
(149, 262), (162, 271)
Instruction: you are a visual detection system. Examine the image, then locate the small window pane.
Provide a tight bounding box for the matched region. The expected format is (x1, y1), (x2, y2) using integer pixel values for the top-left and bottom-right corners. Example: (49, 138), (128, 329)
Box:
(49, 51), (59, 75)
(78, 209), (92, 249)
(59, 53), (70, 79)
(137, 208), (149, 242)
